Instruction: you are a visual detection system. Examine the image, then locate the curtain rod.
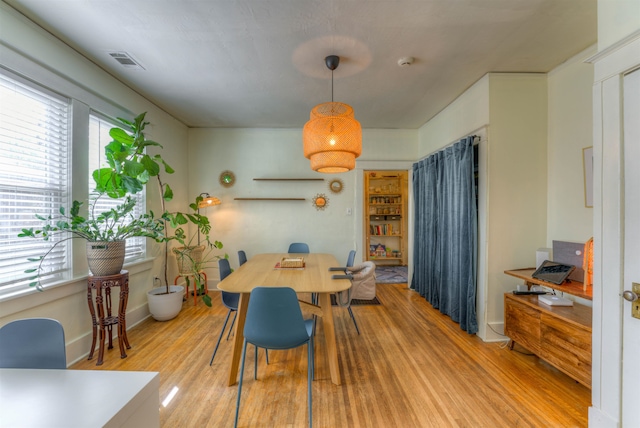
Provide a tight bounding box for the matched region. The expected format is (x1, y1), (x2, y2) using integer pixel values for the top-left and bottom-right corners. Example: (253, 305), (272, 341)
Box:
(418, 125), (487, 162)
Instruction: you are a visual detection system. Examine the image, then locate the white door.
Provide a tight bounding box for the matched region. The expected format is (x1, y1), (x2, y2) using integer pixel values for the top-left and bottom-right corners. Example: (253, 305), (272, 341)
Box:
(622, 68), (640, 425)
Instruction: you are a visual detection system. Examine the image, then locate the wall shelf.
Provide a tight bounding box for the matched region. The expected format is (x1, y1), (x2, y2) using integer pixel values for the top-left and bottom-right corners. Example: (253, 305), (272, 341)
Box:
(234, 198), (306, 201)
(253, 178), (324, 181)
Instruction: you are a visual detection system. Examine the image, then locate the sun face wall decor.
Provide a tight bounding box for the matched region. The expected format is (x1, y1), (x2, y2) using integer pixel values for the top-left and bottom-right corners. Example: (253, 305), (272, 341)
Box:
(312, 193), (329, 210)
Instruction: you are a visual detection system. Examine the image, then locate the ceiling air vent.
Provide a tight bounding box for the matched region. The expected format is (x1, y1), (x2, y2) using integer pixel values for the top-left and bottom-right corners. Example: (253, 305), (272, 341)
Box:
(108, 51), (145, 70)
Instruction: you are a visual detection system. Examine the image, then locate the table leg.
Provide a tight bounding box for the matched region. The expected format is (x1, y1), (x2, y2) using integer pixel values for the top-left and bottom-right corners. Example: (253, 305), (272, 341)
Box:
(96, 288), (106, 366)
(317, 292), (342, 385)
(227, 292), (250, 386)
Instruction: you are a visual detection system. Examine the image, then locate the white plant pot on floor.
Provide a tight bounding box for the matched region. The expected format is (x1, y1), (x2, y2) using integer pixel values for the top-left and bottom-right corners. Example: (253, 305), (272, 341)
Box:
(147, 285), (184, 321)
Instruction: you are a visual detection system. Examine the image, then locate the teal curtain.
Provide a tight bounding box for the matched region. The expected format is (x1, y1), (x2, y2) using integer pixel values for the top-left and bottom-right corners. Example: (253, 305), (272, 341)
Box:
(411, 137), (478, 334)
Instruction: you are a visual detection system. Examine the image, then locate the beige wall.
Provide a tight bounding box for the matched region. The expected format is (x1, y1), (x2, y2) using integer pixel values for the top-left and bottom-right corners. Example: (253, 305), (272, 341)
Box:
(546, 47), (596, 245)
(418, 75), (490, 157)
(486, 74), (548, 325)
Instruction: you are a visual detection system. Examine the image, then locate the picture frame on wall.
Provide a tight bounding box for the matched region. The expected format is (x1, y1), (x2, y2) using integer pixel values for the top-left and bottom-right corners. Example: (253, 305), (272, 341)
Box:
(583, 146), (593, 208)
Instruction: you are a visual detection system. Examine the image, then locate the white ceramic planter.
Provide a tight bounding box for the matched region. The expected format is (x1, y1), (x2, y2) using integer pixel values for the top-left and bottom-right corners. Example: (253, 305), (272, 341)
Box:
(147, 285), (185, 321)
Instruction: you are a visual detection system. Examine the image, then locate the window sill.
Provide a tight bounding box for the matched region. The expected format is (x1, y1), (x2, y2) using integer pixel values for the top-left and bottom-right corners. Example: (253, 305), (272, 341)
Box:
(0, 258), (155, 318)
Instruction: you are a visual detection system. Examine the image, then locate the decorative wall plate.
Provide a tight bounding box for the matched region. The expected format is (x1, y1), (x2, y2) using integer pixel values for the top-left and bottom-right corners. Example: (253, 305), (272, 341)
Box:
(312, 193), (329, 210)
(219, 170), (235, 187)
(328, 178), (344, 194)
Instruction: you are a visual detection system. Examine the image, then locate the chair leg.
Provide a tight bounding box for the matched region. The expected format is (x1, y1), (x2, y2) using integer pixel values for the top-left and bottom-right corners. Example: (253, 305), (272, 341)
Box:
(209, 309), (232, 365)
(227, 311), (238, 340)
(265, 348), (269, 364)
(347, 306), (360, 335)
(254, 345), (258, 380)
(308, 339), (313, 427)
(234, 340), (249, 428)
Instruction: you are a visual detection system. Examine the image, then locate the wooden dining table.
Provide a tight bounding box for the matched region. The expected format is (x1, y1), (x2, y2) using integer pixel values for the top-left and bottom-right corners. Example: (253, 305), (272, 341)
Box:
(216, 252), (351, 386)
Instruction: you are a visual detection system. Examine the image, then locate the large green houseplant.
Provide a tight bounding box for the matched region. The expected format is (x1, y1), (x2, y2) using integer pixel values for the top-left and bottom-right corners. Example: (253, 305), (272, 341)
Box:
(93, 112), (224, 307)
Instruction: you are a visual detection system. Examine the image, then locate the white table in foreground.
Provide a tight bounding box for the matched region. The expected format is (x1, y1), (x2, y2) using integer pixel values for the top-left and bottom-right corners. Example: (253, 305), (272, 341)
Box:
(0, 369), (159, 428)
(217, 253), (351, 386)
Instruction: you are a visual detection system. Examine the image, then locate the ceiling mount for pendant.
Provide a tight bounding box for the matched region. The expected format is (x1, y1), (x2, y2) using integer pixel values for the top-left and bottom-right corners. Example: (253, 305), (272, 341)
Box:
(325, 55), (339, 71)
(302, 54), (362, 174)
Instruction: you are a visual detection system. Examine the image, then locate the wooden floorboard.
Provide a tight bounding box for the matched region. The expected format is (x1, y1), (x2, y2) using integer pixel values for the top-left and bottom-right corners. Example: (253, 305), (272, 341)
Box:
(71, 283), (590, 427)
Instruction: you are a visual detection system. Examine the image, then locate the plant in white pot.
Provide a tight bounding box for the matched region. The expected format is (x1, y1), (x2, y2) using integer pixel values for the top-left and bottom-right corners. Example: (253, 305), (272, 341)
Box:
(97, 113), (225, 318)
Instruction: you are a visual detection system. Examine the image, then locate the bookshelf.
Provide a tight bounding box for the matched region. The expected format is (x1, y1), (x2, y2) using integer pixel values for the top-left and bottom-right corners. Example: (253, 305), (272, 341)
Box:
(364, 170), (408, 265)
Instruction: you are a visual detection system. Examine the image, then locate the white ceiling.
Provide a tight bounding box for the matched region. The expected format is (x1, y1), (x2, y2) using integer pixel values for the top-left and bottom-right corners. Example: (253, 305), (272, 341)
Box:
(3, 0), (596, 129)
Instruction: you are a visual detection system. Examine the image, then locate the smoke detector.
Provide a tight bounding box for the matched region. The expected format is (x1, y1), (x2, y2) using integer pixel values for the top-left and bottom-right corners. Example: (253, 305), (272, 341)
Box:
(397, 57), (415, 67)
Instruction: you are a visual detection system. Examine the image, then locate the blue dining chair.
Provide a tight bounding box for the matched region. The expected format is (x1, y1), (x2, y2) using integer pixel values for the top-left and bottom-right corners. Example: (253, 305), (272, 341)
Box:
(288, 242), (310, 253)
(234, 287), (314, 428)
(210, 259), (268, 367)
(238, 250), (248, 266)
(0, 318), (67, 369)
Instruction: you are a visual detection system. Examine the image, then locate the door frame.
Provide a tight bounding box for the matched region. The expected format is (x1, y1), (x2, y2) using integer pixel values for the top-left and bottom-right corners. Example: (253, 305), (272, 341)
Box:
(588, 31), (640, 427)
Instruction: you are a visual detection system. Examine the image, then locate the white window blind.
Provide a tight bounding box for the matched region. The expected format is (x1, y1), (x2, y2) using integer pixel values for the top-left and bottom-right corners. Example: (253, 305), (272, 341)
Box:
(0, 72), (70, 295)
(89, 114), (146, 262)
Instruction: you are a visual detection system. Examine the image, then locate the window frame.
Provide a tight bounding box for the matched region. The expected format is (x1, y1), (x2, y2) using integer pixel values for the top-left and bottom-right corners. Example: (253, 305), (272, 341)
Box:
(0, 64), (151, 301)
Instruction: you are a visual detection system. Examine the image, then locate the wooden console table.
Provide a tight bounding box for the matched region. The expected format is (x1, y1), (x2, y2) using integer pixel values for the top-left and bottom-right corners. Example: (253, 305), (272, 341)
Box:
(504, 268), (592, 388)
(87, 270), (130, 365)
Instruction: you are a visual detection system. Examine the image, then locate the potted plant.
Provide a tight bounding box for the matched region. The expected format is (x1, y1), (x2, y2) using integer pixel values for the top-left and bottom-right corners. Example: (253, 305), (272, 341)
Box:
(164, 194), (225, 308)
(19, 195), (165, 289)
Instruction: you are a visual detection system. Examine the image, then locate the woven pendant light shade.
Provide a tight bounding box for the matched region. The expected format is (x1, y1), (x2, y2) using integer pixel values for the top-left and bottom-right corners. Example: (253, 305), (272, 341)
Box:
(303, 101), (362, 173)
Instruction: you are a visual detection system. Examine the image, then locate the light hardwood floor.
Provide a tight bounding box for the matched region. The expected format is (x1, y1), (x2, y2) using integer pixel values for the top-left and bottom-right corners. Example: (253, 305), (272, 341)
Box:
(71, 283), (590, 427)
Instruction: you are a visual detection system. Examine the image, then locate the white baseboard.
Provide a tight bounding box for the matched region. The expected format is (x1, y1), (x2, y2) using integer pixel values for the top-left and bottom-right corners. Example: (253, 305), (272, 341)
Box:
(66, 302), (151, 366)
(484, 321), (509, 343)
(588, 406), (619, 428)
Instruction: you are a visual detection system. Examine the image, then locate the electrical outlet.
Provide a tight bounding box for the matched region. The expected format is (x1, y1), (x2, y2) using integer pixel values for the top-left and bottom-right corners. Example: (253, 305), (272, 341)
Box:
(633, 283), (640, 320)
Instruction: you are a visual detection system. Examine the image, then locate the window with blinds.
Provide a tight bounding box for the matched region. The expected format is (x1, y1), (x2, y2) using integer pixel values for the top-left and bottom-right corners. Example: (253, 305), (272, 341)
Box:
(88, 114), (146, 262)
(0, 72), (71, 295)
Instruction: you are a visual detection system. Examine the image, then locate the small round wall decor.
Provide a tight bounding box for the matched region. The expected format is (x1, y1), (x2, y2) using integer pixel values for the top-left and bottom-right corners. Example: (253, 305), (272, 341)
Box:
(312, 193), (329, 210)
(219, 170), (235, 187)
(328, 178), (344, 194)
